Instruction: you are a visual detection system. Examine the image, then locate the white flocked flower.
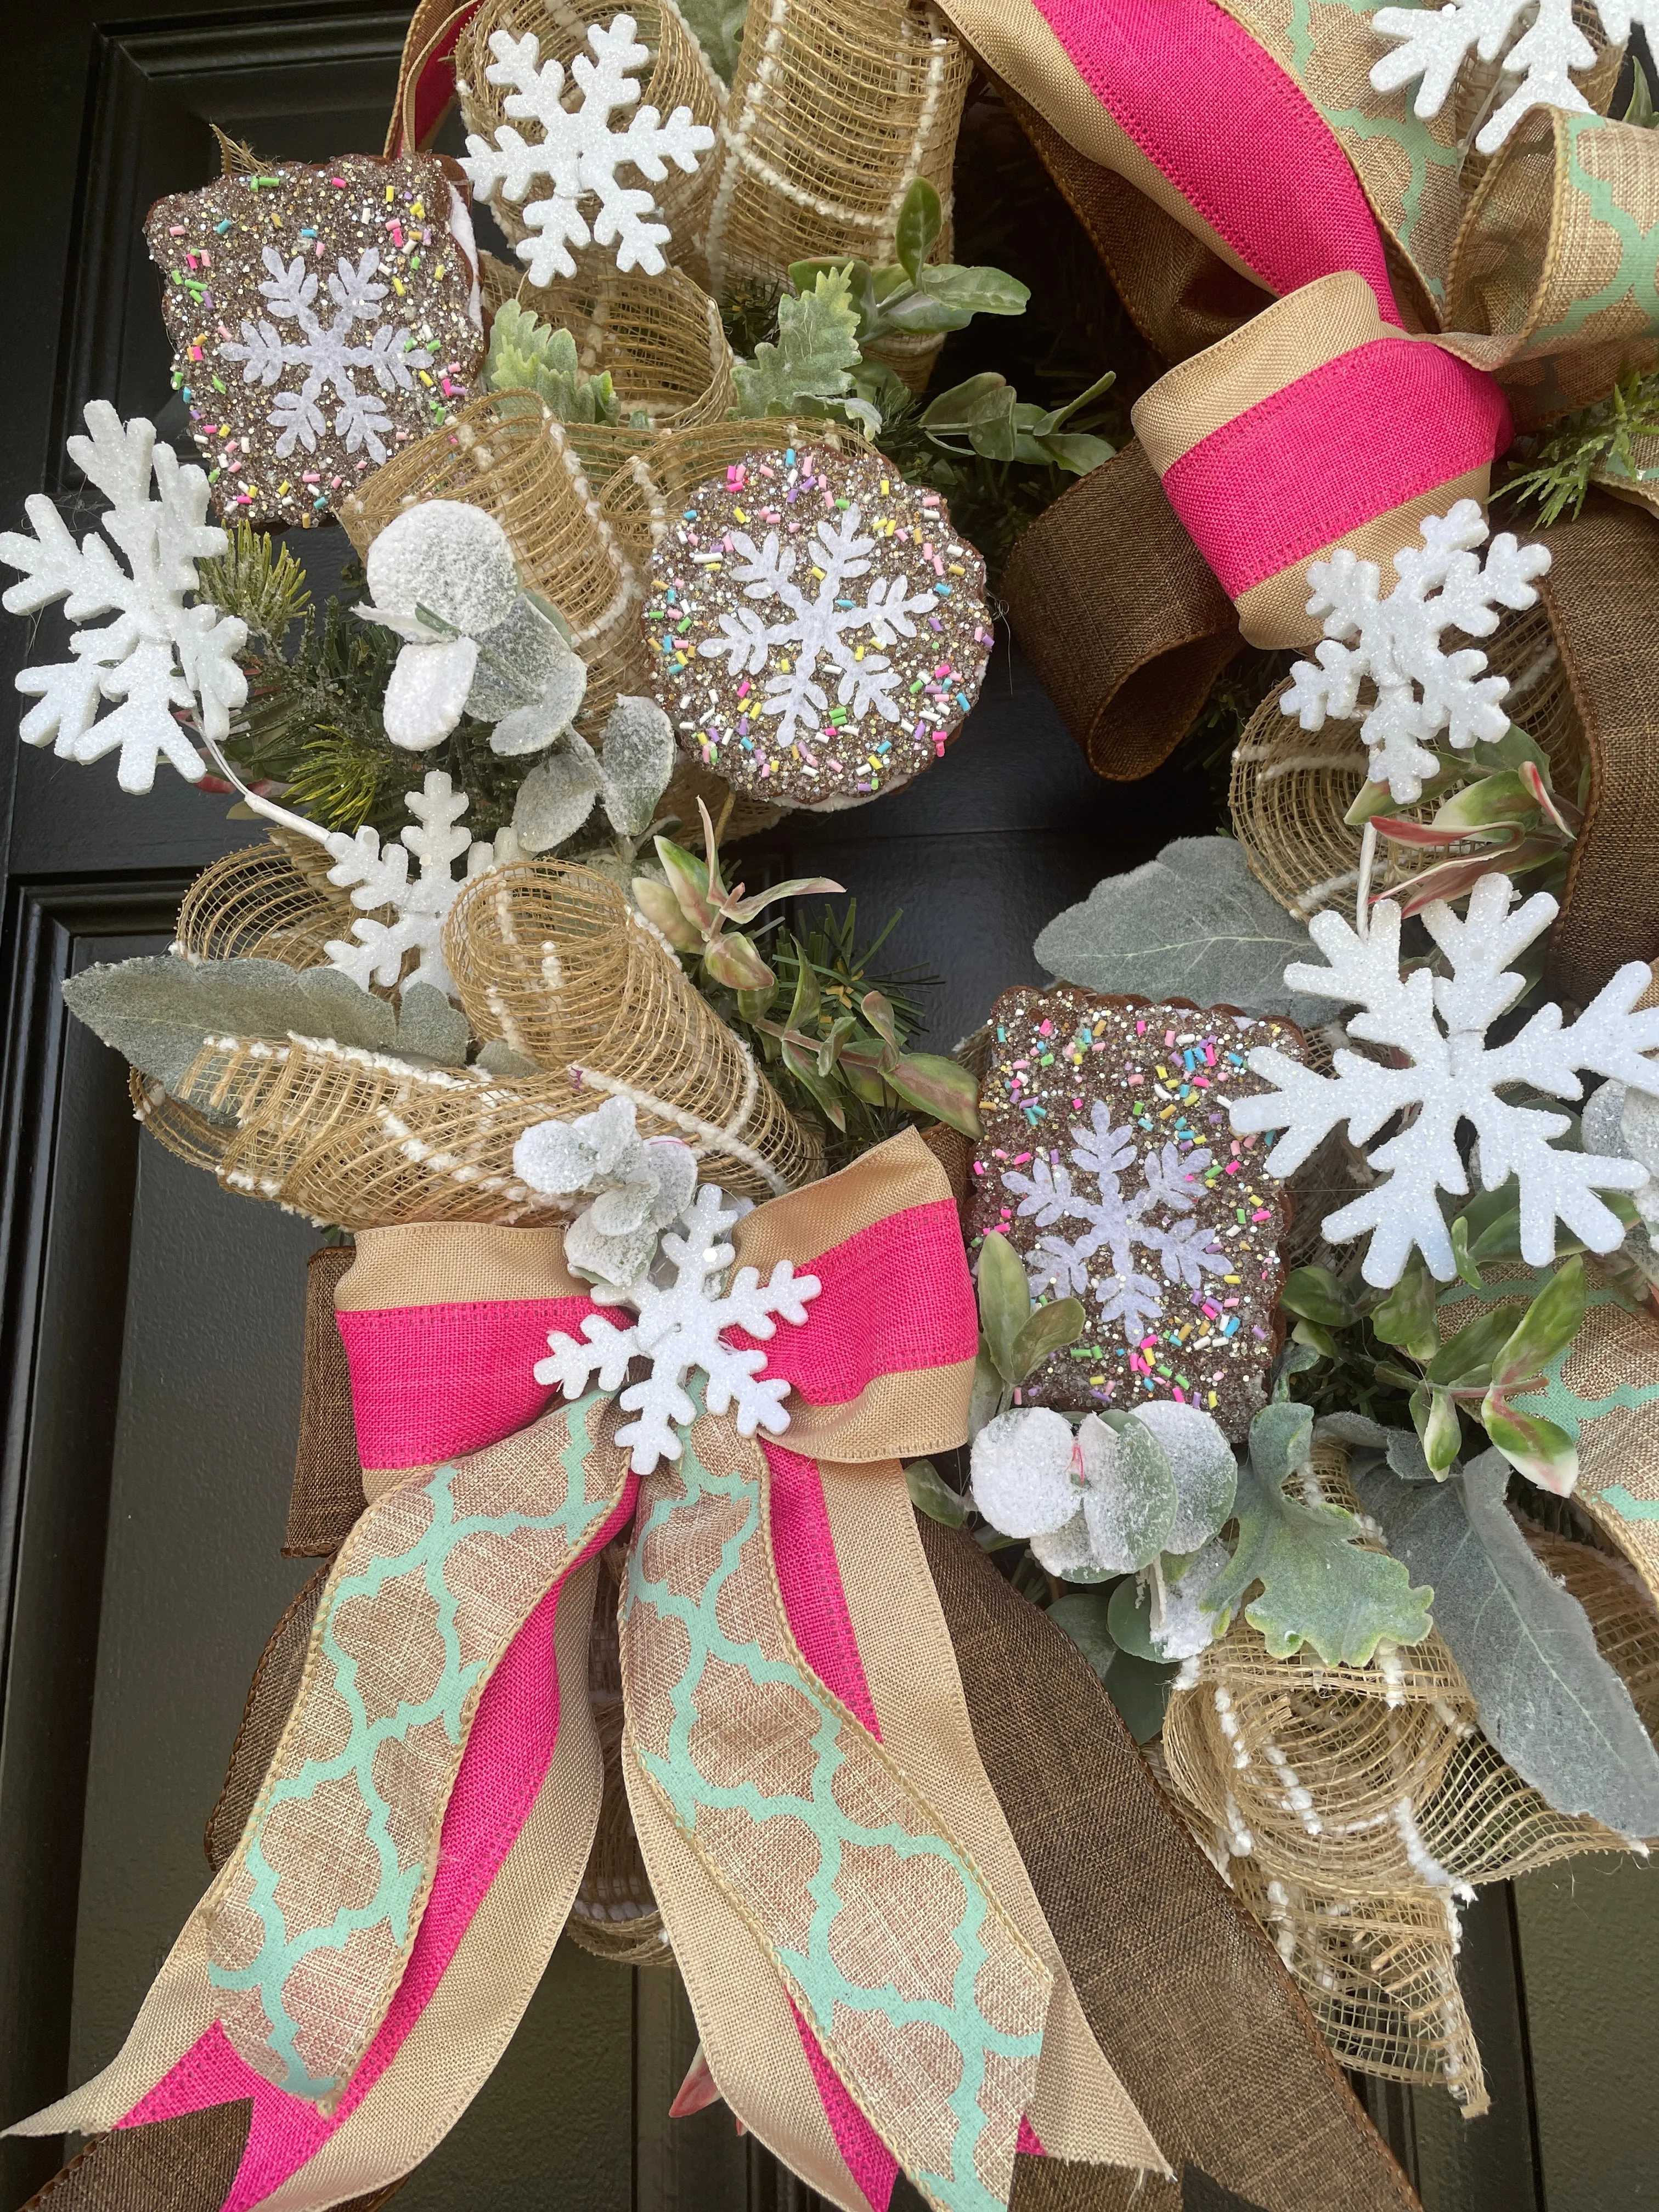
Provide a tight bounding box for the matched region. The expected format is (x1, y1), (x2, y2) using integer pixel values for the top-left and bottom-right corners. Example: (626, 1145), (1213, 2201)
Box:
(515, 1094), (698, 1286)
(357, 501), (587, 752)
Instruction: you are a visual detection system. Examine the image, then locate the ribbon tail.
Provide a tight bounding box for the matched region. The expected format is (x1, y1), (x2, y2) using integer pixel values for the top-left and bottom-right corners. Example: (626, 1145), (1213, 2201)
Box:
(619, 1400), (1145, 2212)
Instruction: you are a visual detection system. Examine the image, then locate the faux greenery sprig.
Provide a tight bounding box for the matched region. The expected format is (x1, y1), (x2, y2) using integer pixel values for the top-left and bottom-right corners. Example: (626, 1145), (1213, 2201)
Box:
(1499, 362), (1659, 526)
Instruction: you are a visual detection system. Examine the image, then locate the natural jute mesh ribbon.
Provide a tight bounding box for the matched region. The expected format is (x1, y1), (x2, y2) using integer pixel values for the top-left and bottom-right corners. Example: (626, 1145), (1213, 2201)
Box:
(1229, 602), (1586, 922)
(341, 392), (650, 737)
(441, 857), (822, 1194)
(705, 0), (970, 389)
(1159, 1442), (1657, 2106)
(171, 838), (358, 972)
(456, 0), (725, 284)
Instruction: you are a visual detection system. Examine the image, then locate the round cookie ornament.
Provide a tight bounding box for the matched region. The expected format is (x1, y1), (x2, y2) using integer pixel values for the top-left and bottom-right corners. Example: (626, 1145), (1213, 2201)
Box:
(644, 446), (992, 809)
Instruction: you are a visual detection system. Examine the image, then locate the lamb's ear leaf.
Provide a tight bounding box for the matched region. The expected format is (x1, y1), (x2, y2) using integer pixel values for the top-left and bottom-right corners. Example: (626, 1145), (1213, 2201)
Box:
(1358, 1451), (1659, 1834)
(977, 1232), (1032, 1383)
(394, 981), (471, 1067)
(1032, 838), (1331, 1025)
(61, 954), (400, 1101)
(1008, 1295), (1087, 1381)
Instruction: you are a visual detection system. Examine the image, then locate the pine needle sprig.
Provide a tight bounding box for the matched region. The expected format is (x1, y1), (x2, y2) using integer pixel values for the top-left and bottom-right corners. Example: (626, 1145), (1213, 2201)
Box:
(1499, 365), (1659, 526)
(196, 518), (311, 648)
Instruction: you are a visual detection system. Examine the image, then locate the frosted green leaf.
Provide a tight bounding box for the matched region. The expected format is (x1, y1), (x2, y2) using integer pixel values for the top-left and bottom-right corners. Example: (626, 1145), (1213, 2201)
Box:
(61, 953), (472, 1104)
(1081, 1413), (1178, 1572)
(1130, 1399), (1237, 1550)
(1204, 1402), (1434, 1664)
(1103, 1651), (1179, 1742)
(732, 269), (862, 417)
(598, 695), (675, 837)
(1034, 838), (1334, 1026)
(1358, 1451), (1659, 1835)
(904, 1458), (968, 1528)
(677, 0), (747, 80)
(1047, 1589), (1115, 1679)
(511, 735), (603, 853)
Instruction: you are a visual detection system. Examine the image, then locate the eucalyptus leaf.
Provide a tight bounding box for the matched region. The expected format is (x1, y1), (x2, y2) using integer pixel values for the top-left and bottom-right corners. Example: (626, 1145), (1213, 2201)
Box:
(1082, 1415), (1178, 1571)
(1103, 1651), (1180, 1743)
(597, 695), (675, 837)
(1204, 1403), (1435, 1664)
(1032, 839), (1332, 1025)
(1107, 1574), (1159, 1661)
(904, 1458), (968, 1528)
(1358, 1451), (1659, 1834)
(511, 738), (603, 853)
(1047, 1590), (1116, 1680)
(61, 956), (477, 1107)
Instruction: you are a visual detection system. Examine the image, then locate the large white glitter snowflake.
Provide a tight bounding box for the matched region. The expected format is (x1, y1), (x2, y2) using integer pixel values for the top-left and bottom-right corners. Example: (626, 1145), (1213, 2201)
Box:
(1372, 0), (1652, 154)
(697, 509), (940, 752)
(534, 1182), (821, 1473)
(1002, 1104), (1227, 1345)
(0, 403), (248, 793)
(1280, 501), (1552, 806)
(323, 770), (516, 1000)
(221, 246), (433, 466)
(1228, 872), (1659, 1287)
(460, 15), (716, 286)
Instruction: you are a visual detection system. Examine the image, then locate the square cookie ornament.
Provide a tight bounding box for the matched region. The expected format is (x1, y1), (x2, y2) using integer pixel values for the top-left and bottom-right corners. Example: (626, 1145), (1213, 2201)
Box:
(146, 154), (485, 530)
(967, 987), (1306, 1440)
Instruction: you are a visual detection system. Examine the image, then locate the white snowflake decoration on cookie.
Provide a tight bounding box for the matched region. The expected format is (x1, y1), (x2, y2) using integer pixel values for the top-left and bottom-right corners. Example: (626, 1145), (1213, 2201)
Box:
(1372, 0), (1653, 154)
(1281, 500), (1552, 805)
(1228, 872), (1659, 1287)
(0, 403), (247, 793)
(700, 509), (942, 752)
(222, 247), (433, 467)
(322, 770), (518, 1000)
(461, 15), (716, 285)
(1002, 1104), (1227, 1345)
(534, 1182), (820, 1473)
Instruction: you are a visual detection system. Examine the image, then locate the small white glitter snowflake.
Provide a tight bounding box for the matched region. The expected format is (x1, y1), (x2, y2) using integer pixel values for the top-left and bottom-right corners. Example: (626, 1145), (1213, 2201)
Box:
(222, 246), (433, 466)
(1280, 501), (1551, 806)
(0, 403), (248, 793)
(461, 15), (716, 285)
(1002, 1103), (1227, 1345)
(323, 770), (517, 1000)
(1372, 0), (1654, 153)
(1229, 871), (1659, 1286)
(697, 507), (941, 754)
(534, 1182), (820, 1472)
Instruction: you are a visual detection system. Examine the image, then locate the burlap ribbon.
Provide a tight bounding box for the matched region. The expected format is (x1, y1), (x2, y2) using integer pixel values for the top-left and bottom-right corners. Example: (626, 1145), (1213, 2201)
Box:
(10, 1133), (1166, 2212)
(936, 0), (1659, 753)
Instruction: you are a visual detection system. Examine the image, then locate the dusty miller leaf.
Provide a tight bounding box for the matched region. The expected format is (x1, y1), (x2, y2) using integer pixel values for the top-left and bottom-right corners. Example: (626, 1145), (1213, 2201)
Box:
(1357, 1450), (1659, 1835)
(1034, 838), (1336, 1027)
(66, 956), (397, 1098)
(1204, 1402), (1435, 1664)
(732, 269), (862, 418)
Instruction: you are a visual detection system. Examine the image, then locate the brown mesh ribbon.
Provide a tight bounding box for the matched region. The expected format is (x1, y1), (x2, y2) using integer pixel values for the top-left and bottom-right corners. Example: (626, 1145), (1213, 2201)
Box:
(1001, 442), (1242, 781)
(205, 1564), (331, 1874)
(1537, 493), (1659, 1008)
(19, 2104), (403, 2212)
(285, 1247), (365, 1558)
(916, 1514), (1422, 2212)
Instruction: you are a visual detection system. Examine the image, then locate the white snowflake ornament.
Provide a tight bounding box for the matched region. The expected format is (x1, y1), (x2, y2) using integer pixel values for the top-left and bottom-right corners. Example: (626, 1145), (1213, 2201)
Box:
(1372, 0), (1653, 154)
(322, 770), (518, 998)
(1229, 872), (1659, 1286)
(1282, 501), (1552, 805)
(534, 1182), (821, 1473)
(461, 15), (716, 285)
(0, 403), (247, 793)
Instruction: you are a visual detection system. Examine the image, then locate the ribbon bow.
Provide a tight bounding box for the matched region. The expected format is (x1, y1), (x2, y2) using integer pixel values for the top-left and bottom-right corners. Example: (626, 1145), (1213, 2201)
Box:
(25, 1133), (1164, 2212)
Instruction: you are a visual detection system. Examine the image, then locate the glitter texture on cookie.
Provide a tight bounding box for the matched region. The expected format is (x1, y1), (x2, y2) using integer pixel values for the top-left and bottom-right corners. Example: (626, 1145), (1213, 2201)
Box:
(643, 445), (992, 809)
(145, 154), (484, 531)
(966, 986), (1306, 1441)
